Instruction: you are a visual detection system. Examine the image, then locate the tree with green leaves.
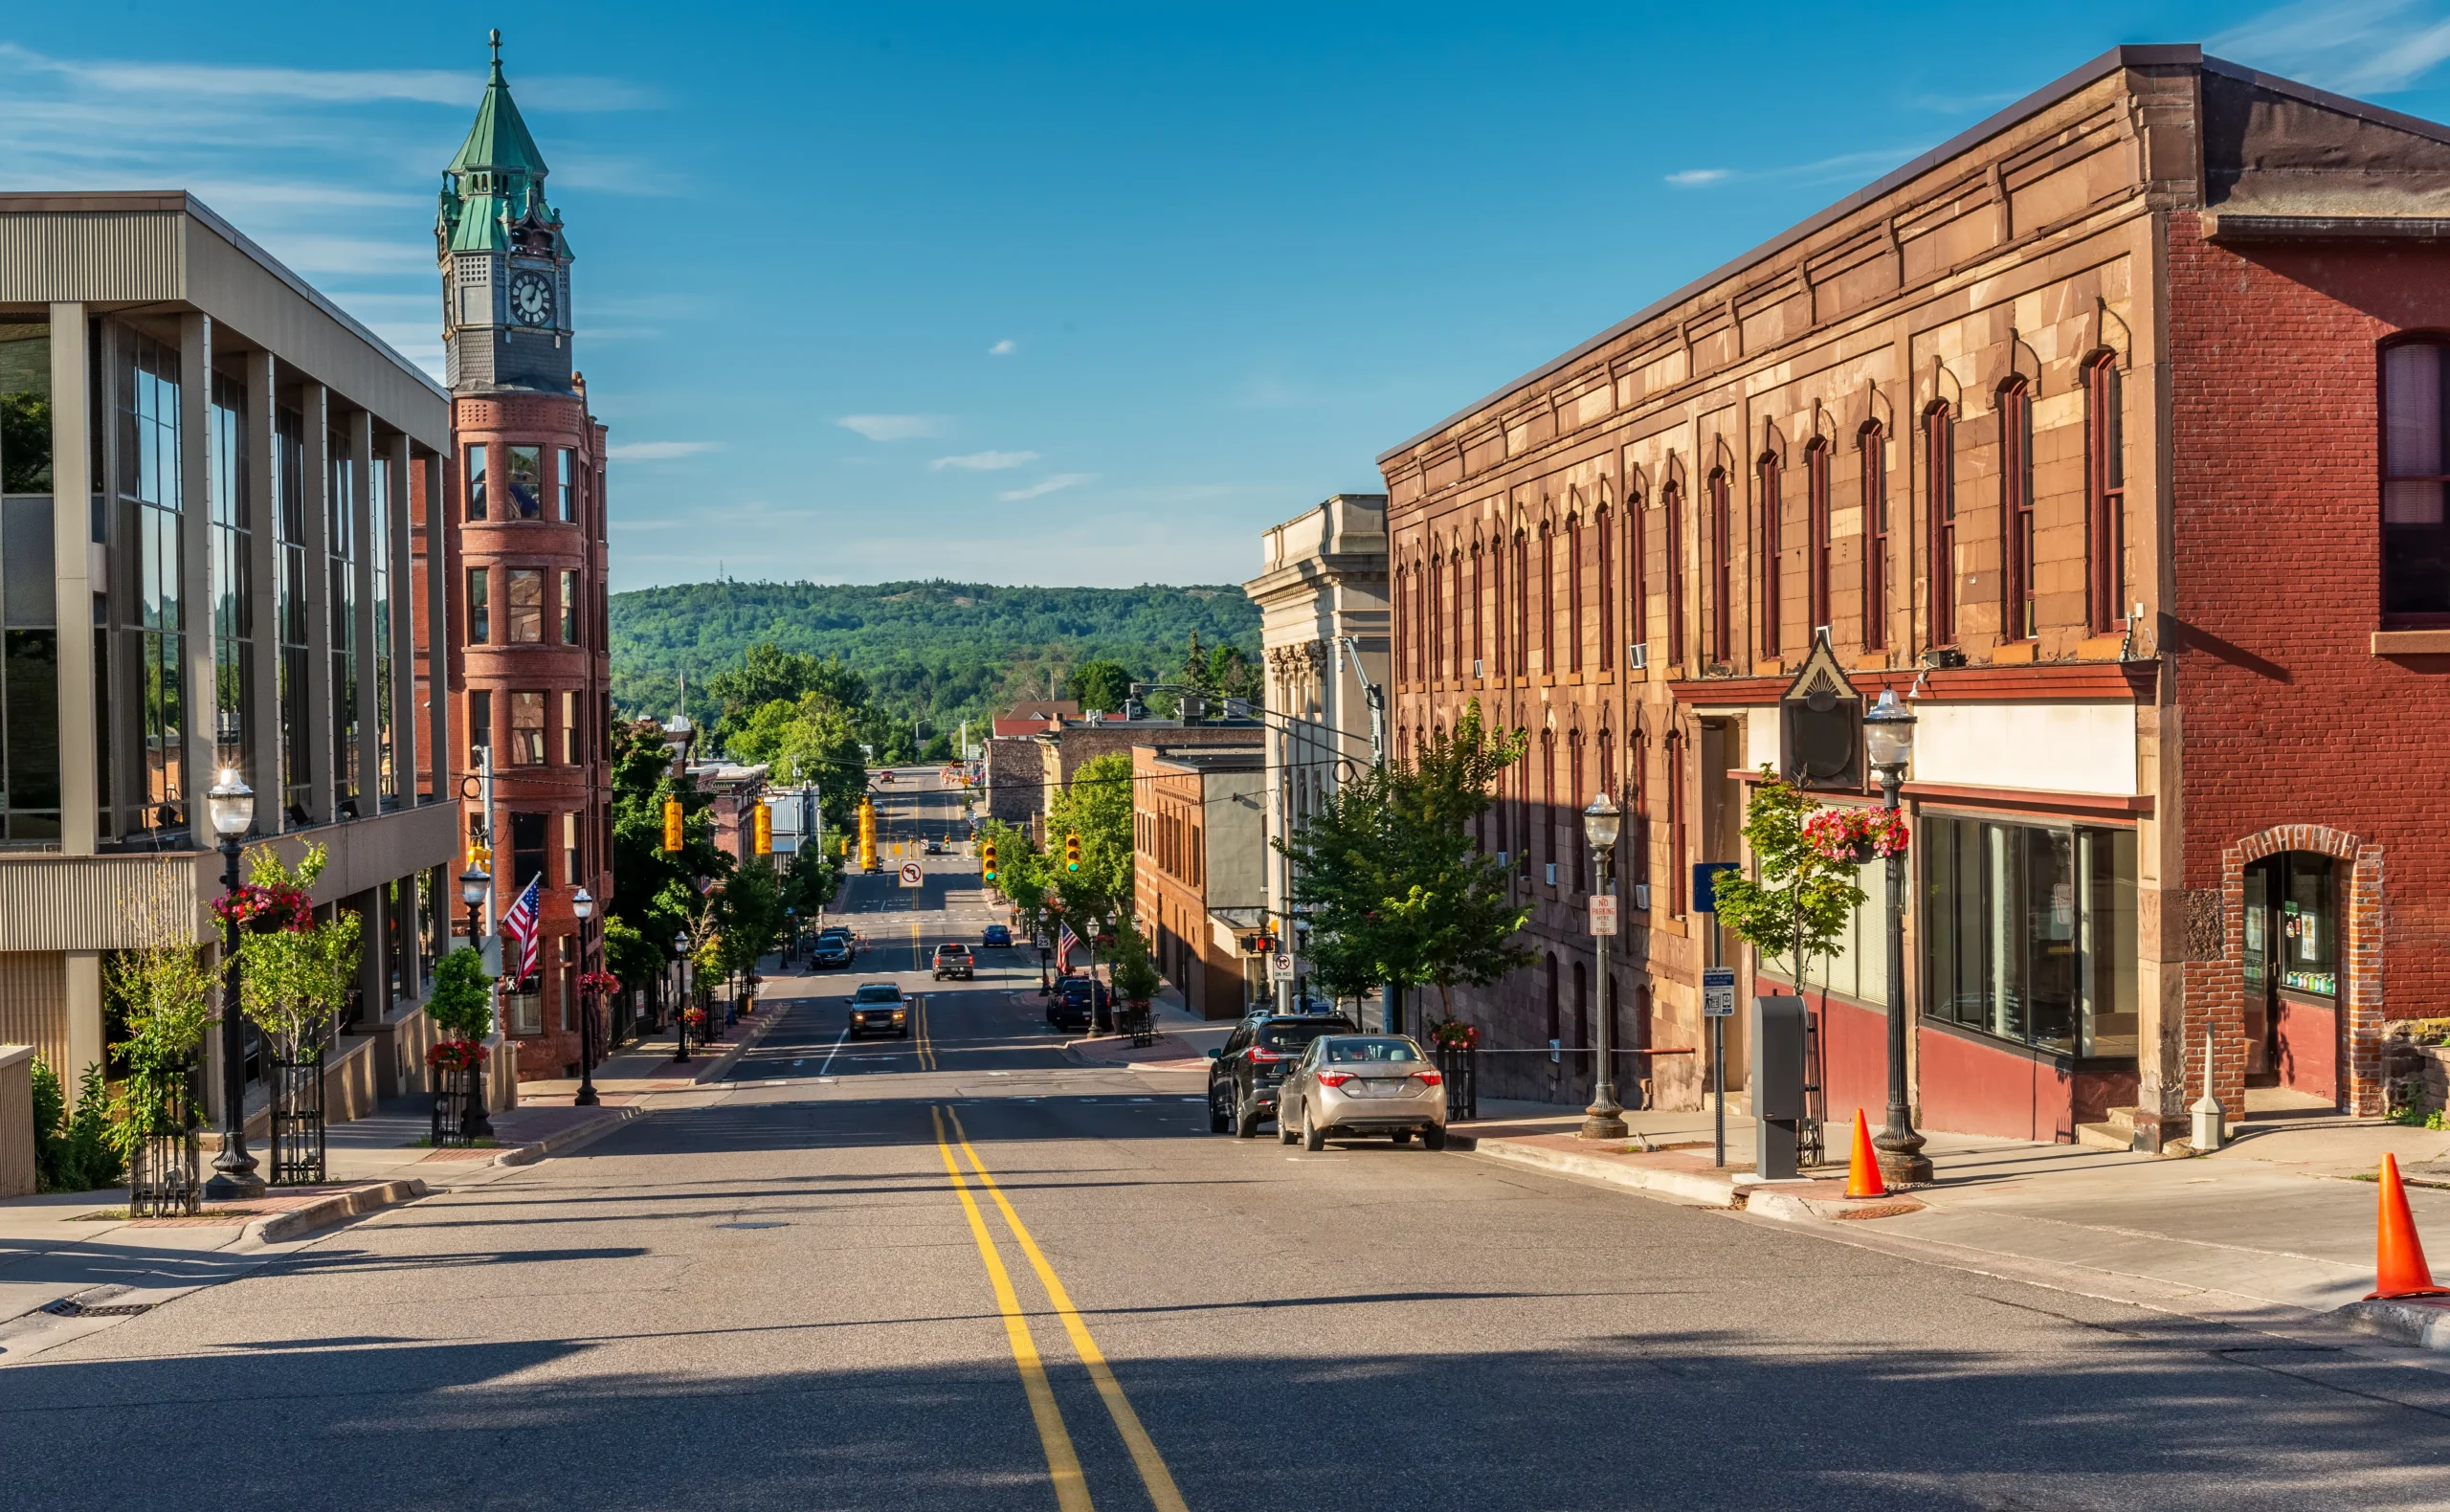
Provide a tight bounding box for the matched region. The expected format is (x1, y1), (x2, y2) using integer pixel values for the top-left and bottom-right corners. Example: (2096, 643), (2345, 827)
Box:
(1279, 700), (1532, 1022)
(975, 818), (1047, 933)
(608, 718), (737, 966)
(1106, 921), (1162, 1005)
(234, 844), (361, 1059)
(1069, 658), (1135, 714)
(427, 946), (497, 1043)
(707, 643), (870, 749)
(101, 942), (214, 1161)
(1710, 768), (1873, 989)
(1045, 751), (1134, 927)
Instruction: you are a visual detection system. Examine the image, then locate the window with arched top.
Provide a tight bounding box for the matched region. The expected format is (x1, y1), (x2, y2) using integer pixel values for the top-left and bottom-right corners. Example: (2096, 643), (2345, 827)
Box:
(2383, 339), (2450, 621)
(1469, 543), (1484, 676)
(1925, 404), (1957, 646)
(1568, 514), (1585, 674)
(1428, 552), (1444, 681)
(1860, 424), (1887, 651)
(1540, 522), (1556, 674)
(1759, 451), (1784, 657)
(1663, 482), (1685, 667)
(1512, 531), (1530, 676)
(1707, 468), (1733, 663)
(2083, 355), (2125, 633)
(2000, 378), (2036, 639)
(1806, 440), (1832, 636)
(1597, 508), (1614, 672)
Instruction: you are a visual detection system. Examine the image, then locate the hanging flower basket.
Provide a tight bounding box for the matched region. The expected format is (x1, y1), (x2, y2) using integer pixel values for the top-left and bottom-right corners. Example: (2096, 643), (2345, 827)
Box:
(212, 881), (313, 935)
(1427, 1018), (1481, 1051)
(683, 1007), (709, 1031)
(1801, 806), (1911, 865)
(578, 970), (621, 997)
(427, 1038), (490, 1072)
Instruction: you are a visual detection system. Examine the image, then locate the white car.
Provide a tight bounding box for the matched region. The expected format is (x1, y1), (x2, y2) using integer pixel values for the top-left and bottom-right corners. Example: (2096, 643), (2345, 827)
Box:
(1276, 1035), (1447, 1150)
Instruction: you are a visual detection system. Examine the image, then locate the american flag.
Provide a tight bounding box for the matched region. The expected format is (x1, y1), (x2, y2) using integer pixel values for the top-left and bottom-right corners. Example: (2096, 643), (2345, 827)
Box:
(1056, 923), (1080, 972)
(501, 876), (544, 986)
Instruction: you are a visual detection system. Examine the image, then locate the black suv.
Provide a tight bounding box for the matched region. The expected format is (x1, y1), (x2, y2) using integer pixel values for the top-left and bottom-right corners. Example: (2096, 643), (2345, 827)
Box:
(810, 935), (853, 969)
(1046, 975), (1106, 1032)
(1207, 1012), (1357, 1137)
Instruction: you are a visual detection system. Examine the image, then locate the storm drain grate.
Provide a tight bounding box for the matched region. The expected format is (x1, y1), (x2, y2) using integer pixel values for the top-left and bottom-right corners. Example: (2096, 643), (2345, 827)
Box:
(42, 1298), (155, 1318)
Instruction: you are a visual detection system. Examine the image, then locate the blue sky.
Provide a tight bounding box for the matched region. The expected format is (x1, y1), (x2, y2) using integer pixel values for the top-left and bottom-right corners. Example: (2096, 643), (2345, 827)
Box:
(7, 2), (2450, 590)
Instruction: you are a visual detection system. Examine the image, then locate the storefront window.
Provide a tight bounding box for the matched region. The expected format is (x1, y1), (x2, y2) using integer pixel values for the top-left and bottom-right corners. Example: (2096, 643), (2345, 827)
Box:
(1923, 814), (2137, 1057)
(2282, 856), (2338, 996)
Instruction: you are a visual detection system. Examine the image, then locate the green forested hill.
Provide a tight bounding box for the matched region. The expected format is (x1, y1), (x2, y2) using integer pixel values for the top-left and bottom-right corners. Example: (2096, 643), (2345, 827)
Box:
(610, 579), (1261, 733)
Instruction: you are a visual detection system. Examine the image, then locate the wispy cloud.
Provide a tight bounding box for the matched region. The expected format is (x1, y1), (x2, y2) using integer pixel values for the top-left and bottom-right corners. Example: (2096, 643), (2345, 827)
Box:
(607, 440), (722, 461)
(1663, 146), (1919, 190)
(997, 473), (1095, 501)
(2213, 0), (2450, 93)
(931, 450), (1037, 471)
(837, 413), (951, 441)
(0, 43), (657, 111)
(989, 338), (1018, 356)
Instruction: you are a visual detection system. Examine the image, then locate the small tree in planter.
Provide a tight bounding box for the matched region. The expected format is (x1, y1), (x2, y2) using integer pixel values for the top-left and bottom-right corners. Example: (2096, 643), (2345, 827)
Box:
(1707, 770), (1887, 990)
(425, 946), (497, 1145)
(1107, 924), (1160, 1006)
(103, 942), (213, 1214)
(233, 845), (360, 1182)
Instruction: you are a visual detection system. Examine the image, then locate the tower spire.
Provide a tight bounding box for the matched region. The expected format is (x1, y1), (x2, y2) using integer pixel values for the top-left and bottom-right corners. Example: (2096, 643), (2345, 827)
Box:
(489, 28), (503, 78)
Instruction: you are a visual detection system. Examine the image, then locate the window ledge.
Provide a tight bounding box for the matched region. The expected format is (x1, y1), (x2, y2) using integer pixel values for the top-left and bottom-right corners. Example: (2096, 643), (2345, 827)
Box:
(2372, 629), (2450, 656)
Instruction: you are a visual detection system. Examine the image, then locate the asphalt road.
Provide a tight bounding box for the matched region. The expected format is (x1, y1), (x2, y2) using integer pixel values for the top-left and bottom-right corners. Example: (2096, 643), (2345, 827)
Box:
(7, 768), (2449, 1509)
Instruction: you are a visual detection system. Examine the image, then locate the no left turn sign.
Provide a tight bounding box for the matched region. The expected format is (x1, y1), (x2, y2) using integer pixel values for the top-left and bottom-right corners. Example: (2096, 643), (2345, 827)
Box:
(898, 860), (924, 888)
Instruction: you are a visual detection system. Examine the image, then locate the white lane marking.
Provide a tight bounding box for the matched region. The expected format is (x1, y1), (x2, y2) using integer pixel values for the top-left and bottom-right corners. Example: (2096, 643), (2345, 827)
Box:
(767, 1079), (787, 1086)
(1131, 1098), (1151, 1102)
(816, 1023), (851, 1077)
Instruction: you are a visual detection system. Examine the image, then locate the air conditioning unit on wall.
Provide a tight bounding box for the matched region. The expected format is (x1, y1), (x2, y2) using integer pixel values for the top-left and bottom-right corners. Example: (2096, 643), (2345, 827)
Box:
(1628, 642), (1648, 670)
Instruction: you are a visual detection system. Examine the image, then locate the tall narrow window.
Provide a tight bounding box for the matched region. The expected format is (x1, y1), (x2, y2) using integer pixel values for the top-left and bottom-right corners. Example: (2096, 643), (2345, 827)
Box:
(1629, 492), (1647, 664)
(561, 688), (578, 765)
(465, 443), (487, 522)
(276, 405), (309, 818)
(1570, 732), (1586, 892)
(2001, 379), (2035, 638)
(119, 331), (187, 830)
(1707, 469), (1732, 664)
(1471, 545), (1484, 676)
(563, 810), (580, 886)
(371, 453), (394, 799)
(505, 445), (544, 520)
(1539, 729), (1555, 881)
(1806, 440), (1831, 636)
(509, 690), (546, 766)
(468, 688), (492, 763)
(1758, 453), (1783, 657)
(209, 374), (253, 781)
(1861, 425), (1887, 651)
(2084, 357), (2126, 633)
(508, 567), (543, 643)
(2383, 340), (2450, 618)
(557, 447), (576, 523)
(1597, 509), (1615, 672)
(1392, 563), (1406, 686)
(328, 428), (358, 804)
(1630, 731), (1649, 887)
(1429, 552), (1444, 681)
(1664, 484), (1685, 667)
(1539, 523), (1555, 673)
(466, 567), (489, 643)
(1490, 537), (1505, 677)
(1512, 531), (1529, 676)
(1448, 546), (1465, 678)
(560, 568), (579, 644)
(1568, 515), (1585, 674)
(0, 324), (59, 843)
(1925, 406), (1956, 647)
(1665, 730), (1685, 916)
(1414, 561), (1428, 683)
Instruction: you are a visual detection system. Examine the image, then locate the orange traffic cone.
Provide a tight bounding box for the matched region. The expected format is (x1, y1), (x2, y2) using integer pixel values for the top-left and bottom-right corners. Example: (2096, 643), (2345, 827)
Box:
(1844, 1109), (1886, 1199)
(2368, 1152), (2450, 1301)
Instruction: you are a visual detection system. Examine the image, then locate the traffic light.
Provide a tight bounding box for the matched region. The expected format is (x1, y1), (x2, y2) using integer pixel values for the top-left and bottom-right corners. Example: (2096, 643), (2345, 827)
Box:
(662, 796), (683, 853)
(754, 801), (772, 856)
(1065, 831), (1081, 873)
(467, 840), (492, 871)
(982, 838), (999, 884)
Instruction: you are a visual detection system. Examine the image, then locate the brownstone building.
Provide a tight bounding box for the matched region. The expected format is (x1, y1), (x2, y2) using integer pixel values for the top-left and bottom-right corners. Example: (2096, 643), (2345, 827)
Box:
(1132, 742), (1268, 1018)
(1376, 46), (2450, 1144)
(432, 43), (613, 1079)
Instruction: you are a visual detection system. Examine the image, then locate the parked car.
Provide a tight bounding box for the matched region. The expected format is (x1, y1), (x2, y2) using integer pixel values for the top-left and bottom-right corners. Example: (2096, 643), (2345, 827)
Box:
(847, 983), (909, 1038)
(924, 837), (946, 855)
(932, 943), (974, 980)
(810, 935), (853, 969)
(982, 923), (1013, 949)
(1276, 1034), (1447, 1150)
(1207, 1012), (1357, 1137)
(1046, 975), (1105, 1032)
(817, 926), (857, 957)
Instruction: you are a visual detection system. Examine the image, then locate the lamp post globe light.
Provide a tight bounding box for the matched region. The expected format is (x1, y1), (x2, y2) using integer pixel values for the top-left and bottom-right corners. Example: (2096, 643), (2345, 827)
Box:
(1863, 689), (1932, 1185)
(456, 858), (497, 1140)
(203, 768), (265, 1200)
(1578, 791), (1627, 1142)
(571, 887), (599, 1107)
(672, 929), (692, 1064)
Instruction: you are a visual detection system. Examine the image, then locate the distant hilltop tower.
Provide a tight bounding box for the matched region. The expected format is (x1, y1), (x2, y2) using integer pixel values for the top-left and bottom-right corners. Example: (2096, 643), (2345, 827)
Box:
(435, 29), (616, 1083)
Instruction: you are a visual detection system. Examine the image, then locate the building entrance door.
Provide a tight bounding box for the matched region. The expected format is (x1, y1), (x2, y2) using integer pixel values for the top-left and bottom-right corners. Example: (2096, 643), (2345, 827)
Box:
(2242, 853), (2344, 1106)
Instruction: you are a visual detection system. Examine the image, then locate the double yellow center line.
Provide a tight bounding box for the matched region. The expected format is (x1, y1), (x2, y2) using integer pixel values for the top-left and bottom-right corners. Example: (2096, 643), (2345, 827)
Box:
(913, 994), (938, 1071)
(931, 1105), (1188, 1512)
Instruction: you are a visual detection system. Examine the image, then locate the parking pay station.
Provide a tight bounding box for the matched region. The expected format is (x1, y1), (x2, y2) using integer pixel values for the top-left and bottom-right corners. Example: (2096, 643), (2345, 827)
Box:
(1748, 994), (1810, 1180)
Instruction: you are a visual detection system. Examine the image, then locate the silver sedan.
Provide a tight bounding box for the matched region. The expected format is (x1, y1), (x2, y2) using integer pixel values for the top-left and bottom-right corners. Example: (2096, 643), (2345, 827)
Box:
(1278, 1034), (1448, 1151)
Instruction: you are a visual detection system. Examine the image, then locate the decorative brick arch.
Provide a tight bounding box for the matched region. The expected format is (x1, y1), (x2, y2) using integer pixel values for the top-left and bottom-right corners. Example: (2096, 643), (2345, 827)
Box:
(2191, 825), (2385, 1117)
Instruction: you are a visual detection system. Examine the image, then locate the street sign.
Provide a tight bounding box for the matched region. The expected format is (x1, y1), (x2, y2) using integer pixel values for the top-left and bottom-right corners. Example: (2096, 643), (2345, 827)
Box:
(1702, 966), (1736, 1018)
(1693, 861), (1738, 915)
(898, 860), (924, 888)
(1589, 896), (1618, 935)
(1270, 952), (1294, 980)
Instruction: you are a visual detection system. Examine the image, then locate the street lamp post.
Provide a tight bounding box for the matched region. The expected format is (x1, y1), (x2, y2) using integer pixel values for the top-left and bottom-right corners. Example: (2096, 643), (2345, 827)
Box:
(1089, 912), (1108, 1033)
(672, 929), (692, 1064)
(203, 769), (264, 1200)
(457, 861), (497, 1141)
(1862, 689), (1932, 1185)
(571, 887), (599, 1107)
(1579, 793), (1627, 1142)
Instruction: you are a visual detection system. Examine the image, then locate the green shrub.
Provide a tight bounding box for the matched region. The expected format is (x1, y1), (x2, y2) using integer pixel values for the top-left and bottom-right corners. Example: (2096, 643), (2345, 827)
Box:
(29, 1056), (124, 1192)
(428, 946), (496, 1042)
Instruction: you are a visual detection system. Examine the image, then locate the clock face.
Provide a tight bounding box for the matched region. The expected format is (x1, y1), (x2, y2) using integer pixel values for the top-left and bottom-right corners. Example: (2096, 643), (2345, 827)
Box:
(509, 271), (555, 327)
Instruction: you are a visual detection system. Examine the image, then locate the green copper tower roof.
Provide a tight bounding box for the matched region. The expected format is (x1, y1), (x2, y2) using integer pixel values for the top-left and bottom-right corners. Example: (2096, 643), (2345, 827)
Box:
(447, 31), (549, 178)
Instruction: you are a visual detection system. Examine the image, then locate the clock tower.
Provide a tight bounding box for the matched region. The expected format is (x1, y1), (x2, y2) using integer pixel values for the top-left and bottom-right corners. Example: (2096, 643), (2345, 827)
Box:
(437, 30), (573, 392)
(431, 31), (615, 1089)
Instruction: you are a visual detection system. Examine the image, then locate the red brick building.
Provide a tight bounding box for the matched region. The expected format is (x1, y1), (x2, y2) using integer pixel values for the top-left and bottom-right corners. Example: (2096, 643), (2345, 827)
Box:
(433, 43), (613, 1079)
(1131, 742), (1269, 1018)
(1374, 46), (2450, 1144)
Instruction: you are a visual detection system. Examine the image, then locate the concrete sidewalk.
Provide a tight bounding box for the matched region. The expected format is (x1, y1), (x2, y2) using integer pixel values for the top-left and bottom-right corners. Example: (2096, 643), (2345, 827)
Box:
(1456, 1097), (2450, 1350)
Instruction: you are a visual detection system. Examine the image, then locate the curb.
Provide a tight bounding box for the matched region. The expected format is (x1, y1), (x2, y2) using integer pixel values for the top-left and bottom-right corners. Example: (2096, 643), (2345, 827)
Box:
(495, 1104), (644, 1167)
(2337, 1296), (2450, 1352)
(239, 1178), (430, 1247)
(1472, 1135), (1741, 1207)
(690, 1012), (780, 1085)
(1744, 1188), (1927, 1223)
